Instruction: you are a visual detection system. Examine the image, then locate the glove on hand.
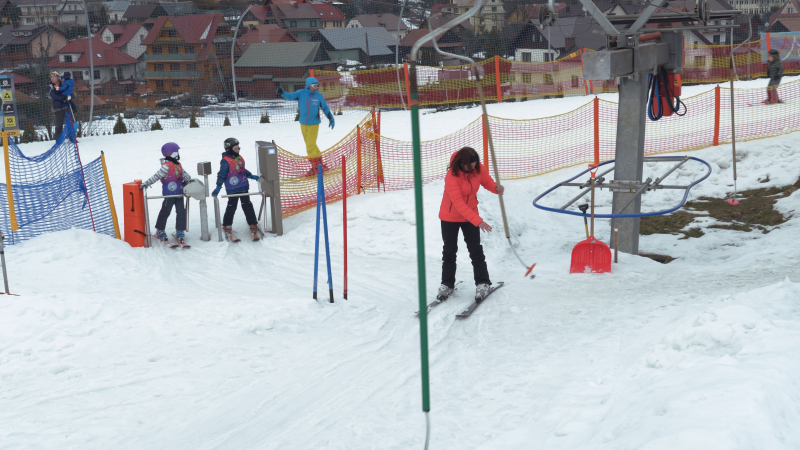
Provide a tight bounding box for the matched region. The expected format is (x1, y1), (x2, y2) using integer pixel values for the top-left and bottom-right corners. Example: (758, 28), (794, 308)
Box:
(249, 174), (260, 181)
(327, 113), (335, 130)
(275, 86), (283, 95)
(212, 186), (221, 197)
(139, 183), (149, 190)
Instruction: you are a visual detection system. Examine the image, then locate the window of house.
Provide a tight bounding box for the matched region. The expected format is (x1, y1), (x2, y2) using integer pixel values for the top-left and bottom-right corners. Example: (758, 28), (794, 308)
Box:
(713, 34), (720, 44)
(571, 75), (579, 87)
(544, 53), (552, 62)
(189, 80), (196, 87)
(74, 71), (83, 80)
(522, 52), (531, 62)
(172, 80), (180, 87)
(168, 46), (179, 54)
(310, 19), (317, 27)
(187, 63), (197, 71)
(491, 6), (497, 12)
(117, 68), (122, 79)
(289, 20), (297, 28)
(544, 73), (553, 84)
(63, 54), (72, 62)
(167, 29), (178, 38)
(109, 68), (115, 79)
(153, 46), (162, 54)
(170, 63), (180, 71)
(522, 73), (531, 83)
(154, 63), (164, 71)
(185, 45), (195, 53)
(93, 70), (100, 80)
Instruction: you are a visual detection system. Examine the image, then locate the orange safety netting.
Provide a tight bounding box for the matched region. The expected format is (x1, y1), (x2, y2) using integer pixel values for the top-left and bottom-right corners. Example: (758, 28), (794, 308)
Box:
(315, 41), (800, 114)
(276, 79), (800, 218)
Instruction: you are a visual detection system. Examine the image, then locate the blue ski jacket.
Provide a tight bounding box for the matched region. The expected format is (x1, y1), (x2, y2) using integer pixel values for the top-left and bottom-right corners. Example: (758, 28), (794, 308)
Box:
(279, 77), (333, 126)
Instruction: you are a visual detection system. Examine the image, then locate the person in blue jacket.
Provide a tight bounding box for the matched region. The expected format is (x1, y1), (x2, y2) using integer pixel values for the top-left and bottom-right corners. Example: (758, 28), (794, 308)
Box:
(276, 76), (335, 176)
(48, 71), (76, 139)
(211, 137), (265, 242)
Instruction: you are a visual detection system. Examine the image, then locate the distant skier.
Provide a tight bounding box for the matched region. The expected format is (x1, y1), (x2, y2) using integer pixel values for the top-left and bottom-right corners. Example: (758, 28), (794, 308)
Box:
(437, 147), (504, 302)
(48, 71), (76, 139)
(140, 142), (192, 245)
(765, 49), (784, 104)
(211, 137), (264, 242)
(276, 77), (335, 176)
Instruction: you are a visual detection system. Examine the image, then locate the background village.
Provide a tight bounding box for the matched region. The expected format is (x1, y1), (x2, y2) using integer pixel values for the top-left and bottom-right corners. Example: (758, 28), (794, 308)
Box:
(0, 0), (798, 138)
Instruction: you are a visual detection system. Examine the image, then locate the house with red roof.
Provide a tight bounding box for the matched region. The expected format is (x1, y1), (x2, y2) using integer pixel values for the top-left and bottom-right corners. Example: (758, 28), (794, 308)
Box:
(311, 3), (346, 30)
(141, 14), (233, 94)
(49, 38), (140, 86)
(237, 24), (298, 52)
(97, 23), (150, 59)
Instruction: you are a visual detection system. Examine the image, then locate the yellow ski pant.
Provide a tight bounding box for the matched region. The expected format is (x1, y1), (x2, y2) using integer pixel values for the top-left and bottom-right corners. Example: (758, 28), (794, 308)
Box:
(300, 124), (321, 157)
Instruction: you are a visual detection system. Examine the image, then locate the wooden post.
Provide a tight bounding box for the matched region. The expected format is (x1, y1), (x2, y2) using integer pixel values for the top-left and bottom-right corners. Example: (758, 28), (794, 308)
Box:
(713, 86), (721, 146)
(404, 62), (412, 110)
(494, 55), (502, 103)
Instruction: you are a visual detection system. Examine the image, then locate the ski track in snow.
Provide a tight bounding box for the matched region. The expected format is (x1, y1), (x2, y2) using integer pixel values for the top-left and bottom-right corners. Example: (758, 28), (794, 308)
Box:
(1, 80), (800, 449)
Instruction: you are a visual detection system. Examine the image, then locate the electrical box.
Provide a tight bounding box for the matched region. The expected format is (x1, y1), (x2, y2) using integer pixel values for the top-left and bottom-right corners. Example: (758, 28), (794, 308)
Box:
(633, 42), (670, 74)
(658, 31), (684, 74)
(257, 141), (280, 181)
(256, 141), (283, 236)
(197, 161), (212, 176)
(582, 49), (633, 80)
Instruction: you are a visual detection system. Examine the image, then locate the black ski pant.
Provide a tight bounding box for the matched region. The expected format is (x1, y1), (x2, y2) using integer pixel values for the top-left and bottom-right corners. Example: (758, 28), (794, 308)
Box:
(54, 107), (69, 139)
(440, 220), (490, 288)
(223, 194), (257, 226)
(155, 197), (186, 231)
(767, 78), (782, 103)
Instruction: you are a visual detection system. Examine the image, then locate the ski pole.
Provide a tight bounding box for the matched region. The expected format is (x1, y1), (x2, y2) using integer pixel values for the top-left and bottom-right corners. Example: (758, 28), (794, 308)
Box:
(0, 231), (10, 295)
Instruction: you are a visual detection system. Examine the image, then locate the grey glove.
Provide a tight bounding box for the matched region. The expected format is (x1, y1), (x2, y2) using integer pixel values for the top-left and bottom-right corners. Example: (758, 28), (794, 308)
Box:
(139, 182), (149, 190)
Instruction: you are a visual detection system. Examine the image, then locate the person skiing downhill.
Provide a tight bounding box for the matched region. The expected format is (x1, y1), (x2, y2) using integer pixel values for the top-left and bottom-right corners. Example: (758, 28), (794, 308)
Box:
(765, 49), (784, 104)
(48, 71), (76, 139)
(276, 77), (335, 176)
(140, 142), (192, 245)
(211, 137), (264, 242)
(437, 147), (504, 302)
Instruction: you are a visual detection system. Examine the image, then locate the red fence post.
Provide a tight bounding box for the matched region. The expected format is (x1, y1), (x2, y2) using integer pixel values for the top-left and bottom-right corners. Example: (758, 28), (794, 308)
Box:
(404, 62), (412, 110)
(342, 154), (347, 300)
(377, 110), (384, 190)
(356, 126), (362, 193)
(581, 49), (589, 95)
(713, 86), (721, 146)
(494, 55), (502, 103)
(309, 69), (315, 77)
(482, 114), (489, 168)
(594, 97), (600, 162)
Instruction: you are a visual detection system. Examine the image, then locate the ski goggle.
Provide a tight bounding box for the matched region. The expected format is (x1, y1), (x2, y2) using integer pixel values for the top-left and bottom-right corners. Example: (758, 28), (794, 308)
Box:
(310, 83), (320, 89)
(49, 72), (60, 78)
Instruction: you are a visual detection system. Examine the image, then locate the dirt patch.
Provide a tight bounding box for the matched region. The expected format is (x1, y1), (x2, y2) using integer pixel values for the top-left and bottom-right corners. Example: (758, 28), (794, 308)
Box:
(639, 252), (676, 264)
(640, 179), (798, 237)
(640, 212), (704, 239)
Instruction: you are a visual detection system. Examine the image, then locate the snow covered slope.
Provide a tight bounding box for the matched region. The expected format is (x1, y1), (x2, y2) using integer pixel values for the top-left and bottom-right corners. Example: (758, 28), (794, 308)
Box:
(1, 83), (799, 449)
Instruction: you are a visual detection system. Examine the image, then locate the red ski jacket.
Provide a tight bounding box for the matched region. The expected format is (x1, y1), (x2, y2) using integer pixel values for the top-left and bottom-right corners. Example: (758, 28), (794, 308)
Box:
(438, 152), (498, 226)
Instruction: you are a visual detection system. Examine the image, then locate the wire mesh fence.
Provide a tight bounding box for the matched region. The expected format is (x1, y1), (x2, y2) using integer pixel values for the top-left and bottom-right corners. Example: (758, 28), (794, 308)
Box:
(2, 3), (797, 142)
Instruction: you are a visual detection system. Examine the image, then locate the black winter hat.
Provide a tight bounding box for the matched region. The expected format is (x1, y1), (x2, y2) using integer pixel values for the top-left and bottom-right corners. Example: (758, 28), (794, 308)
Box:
(769, 49), (779, 56)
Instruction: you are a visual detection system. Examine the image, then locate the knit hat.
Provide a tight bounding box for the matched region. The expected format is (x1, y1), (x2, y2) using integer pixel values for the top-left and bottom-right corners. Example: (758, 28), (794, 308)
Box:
(769, 49), (779, 56)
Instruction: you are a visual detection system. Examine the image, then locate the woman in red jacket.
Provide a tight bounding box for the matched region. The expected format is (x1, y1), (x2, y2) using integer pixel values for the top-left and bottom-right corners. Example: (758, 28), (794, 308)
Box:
(438, 147), (504, 301)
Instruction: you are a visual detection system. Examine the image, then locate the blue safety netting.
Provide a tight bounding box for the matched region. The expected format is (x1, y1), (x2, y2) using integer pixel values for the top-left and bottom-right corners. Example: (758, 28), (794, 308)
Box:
(0, 119), (116, 245)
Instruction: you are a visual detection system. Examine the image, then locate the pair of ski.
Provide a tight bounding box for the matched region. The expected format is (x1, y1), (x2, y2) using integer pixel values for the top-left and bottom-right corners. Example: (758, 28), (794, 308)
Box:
(416, 281), (505, 319)
(224, 228), (263, 243)
(152, 234), (191, 249)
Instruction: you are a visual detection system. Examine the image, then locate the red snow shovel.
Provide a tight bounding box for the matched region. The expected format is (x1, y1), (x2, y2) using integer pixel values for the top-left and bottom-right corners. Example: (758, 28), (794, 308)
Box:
(570, 165), (612, 273)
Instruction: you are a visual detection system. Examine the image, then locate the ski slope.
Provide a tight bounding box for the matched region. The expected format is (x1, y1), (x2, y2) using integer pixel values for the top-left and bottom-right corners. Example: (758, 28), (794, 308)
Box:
(1, 79), (800, 449)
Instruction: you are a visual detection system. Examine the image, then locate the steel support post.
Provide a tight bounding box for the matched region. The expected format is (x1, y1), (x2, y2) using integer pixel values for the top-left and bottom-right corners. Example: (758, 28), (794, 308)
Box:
(610, 74), (649, 255)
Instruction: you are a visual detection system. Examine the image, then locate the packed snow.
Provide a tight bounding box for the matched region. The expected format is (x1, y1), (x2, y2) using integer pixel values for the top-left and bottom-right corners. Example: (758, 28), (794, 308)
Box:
(1, 77), (799, 449)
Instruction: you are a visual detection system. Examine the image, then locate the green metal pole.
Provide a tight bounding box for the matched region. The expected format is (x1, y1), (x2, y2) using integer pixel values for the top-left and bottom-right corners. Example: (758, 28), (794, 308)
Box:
(408, 62), (431, 414)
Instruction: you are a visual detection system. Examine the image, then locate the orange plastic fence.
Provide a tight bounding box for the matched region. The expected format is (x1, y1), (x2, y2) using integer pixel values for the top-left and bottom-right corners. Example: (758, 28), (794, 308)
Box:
(276, 79), (800, 218)
(315, 41), (799, 114)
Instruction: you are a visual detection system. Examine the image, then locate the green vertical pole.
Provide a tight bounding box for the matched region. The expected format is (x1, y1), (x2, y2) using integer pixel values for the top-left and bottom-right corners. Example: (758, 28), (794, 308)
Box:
(408, 62), (431, 414)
